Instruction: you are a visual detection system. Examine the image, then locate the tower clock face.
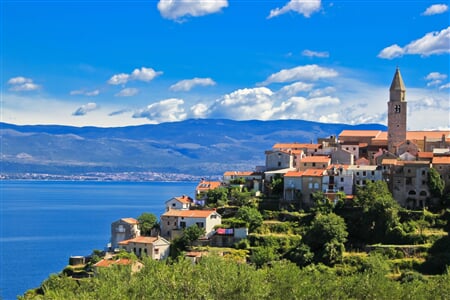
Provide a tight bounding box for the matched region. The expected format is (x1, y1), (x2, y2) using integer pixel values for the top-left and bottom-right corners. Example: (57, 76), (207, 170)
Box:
(394, 104), (401, 113)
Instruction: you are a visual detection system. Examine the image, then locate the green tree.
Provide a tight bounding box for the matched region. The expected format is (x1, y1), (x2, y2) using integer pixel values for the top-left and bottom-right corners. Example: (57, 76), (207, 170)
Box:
(428, 167), (445, 198)
(304, 213), (348, 265)
(183, 224), (205, 246)
(250, 246), (279, 267)
(353, 181), (400, 243)
(206, 187), (228, 207)
(236, 206), (263, 232)
(137, 212), (158, 236)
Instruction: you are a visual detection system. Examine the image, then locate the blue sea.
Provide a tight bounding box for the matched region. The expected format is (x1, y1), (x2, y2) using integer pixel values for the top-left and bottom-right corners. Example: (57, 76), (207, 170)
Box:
(0, 180), (198, 300)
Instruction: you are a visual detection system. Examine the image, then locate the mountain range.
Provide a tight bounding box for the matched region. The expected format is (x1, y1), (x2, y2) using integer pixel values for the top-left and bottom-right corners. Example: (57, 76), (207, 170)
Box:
(0, 119), (386, 177)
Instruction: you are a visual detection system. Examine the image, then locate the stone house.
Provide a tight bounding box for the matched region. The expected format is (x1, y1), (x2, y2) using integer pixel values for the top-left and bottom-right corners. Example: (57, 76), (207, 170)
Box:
(110, 218), (140, 250)
(118, 236), (170, 260)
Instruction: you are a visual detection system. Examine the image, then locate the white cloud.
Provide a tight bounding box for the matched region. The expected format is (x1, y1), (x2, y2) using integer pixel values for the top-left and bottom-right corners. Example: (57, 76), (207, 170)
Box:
(190, 103), (209, 118)
(208, 87), (275, 120)
(308, 86), (336, 97)
(130, 67), (163, 82)
(268, 0), (321, 19)
(170, 77), (216, 91)
(276, 81), (314, 97)
(133, 98), (187, 123)
(107, 67), (162, 85)
(107, 73), (130, 85)
(7, 76), (40, 91)
(115, 88), (139, 97)
(302, 49), (329, 58)
(425, 72), (447, 81)
(271, 96), (340, 120)
(260, 64), (338, 85)
(70, 89), (100, 96)
(439, 83), (450, 89)
(422, 4), (448, 16)
(157, 0), (228, 20)
(72, 102), (98, 116)
(378, 27), (450, 59)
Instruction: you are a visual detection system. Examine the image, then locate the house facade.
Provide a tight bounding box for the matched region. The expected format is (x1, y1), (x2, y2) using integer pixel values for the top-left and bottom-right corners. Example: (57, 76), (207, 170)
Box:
(165, 195), (193, 211)
(160, 209), (222, 240)
(118, 236), (170, 260)
(110, 218), (140, 250)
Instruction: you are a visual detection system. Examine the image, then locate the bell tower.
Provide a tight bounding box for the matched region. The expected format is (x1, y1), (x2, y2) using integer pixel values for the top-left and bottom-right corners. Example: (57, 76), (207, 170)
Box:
(387, 67), (407, 154)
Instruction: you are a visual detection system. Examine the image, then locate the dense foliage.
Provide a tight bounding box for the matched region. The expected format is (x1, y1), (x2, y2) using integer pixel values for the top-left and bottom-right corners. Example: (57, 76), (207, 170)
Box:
(137, 212), (158, 236)
(22, 256), (450, 300)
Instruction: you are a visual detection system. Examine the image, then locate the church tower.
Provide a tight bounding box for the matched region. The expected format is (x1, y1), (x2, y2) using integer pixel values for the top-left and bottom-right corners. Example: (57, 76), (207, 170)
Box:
(387, 67), (407, 153)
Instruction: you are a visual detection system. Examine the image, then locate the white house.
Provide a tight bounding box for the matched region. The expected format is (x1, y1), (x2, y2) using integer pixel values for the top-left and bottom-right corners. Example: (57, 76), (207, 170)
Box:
(160, 209), (222, 240)
(110, 218), (140, 250)
(118, 236), (170, 260)
(165, 195), (193, 211)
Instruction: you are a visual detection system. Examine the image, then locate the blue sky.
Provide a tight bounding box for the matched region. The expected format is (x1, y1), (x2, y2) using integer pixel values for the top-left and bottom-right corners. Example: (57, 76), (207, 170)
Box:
(2, 0), (449, 129)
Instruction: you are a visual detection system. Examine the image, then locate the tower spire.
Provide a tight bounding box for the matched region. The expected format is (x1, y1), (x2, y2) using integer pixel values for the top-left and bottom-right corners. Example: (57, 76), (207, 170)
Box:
(389, 67), (406, 102)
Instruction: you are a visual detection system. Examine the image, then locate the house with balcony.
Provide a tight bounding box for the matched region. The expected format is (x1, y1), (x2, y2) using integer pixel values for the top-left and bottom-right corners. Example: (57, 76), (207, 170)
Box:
(110, 218), (140, 250)
(165, 195), (193, 211)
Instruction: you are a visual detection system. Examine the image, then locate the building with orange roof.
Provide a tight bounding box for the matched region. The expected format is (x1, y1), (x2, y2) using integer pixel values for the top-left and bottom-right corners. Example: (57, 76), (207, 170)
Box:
(110, 218), (140, 250)
(222, 171), (263, 193)
(432, 156), (450, 190)
(298, 155), (331, 171)
(160, 209), (222, 240)
(165, 195), (193, 211)
(118, 236), (170, 260)
(272, 143), (322, 156)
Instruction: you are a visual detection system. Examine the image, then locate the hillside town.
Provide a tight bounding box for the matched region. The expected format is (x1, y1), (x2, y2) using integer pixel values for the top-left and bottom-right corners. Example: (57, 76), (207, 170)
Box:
(90, 68), (450, 266)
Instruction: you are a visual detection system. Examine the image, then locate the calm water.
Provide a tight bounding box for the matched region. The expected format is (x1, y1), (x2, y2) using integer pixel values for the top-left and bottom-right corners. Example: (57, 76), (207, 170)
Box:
(0, 180), (197, 300)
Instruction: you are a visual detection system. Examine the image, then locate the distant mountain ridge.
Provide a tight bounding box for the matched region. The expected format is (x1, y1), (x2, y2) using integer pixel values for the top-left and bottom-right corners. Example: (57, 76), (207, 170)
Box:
(0, 119), (387, 177)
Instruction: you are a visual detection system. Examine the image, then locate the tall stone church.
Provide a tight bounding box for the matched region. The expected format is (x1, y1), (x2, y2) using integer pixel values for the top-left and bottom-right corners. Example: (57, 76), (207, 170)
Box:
(387, 68), (407, 154)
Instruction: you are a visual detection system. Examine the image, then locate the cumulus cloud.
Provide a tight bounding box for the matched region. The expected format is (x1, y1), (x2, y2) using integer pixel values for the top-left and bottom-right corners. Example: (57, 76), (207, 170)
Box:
(439, 83), (450, 89)
(308, 86), (336, 97)
(302, 49), (329, 58)
(208, 87), (274, 120)
(260, 64), (338, 85)
(170, 77), (216, 91)
(271, 96), (340, 120)
(115, 88), (139, 97)
(190, 103), (209, 118)
(268, 0), (321, 19)
(70, 89), (100, 96)
(72, 102), (98, 116)
(157, 0), (228, 21)
(133, 98), (187, 123)
(422, 4), (448, 16)
(425, 72), (448, 87)
(276, 81), (314, 97)
(7, 76), (40, 91)
(107, 67), (162, 85)
(378, 26), (450, 59)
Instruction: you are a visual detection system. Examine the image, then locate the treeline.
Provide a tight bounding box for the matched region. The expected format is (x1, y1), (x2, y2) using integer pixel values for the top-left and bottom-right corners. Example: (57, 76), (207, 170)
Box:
(21, 255), (450, 300)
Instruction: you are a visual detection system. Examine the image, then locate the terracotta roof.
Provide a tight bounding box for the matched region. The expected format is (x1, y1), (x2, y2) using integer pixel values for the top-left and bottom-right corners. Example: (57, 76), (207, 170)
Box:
(339, 130), (383, 138)
(355, 157), (370, 165)
(417, 152), (433, 158)
(300, 156), (330, 163)
(273, 143), (321, 149)
(175, 195), (193, 204)
(223, 171), (255, 176)
(94, 258), (132, 268)
(118, 236), (158, 245)
(327, 164), (349, 170)
(371, 132), (388, 141)
(121, 218), (139, 225)
(381, 159), (400, 165)
(302, 169), (326, 177)
(196, 181), (222, 191)
(407, 131), (450, 141)
(284, 171), (305, 177)
(433, 156), (450, 164)
(162, 209), (219, 218)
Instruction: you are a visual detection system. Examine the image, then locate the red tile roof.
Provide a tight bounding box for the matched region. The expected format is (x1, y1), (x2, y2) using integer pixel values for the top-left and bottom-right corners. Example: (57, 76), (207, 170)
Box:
(94, 258), (132, 268)
(121, 218), (139, 225)
(339, 130), (383, 138)
(381, 159), (400, 165)
(433, 156), (450, 164)
(174, 195), (193, 204)
(302, 169), (326, 177)
(162, 209), (219, 218)
(223, 171), (255, 176)
(284, 171), (305, 177)
(118, 236), (158, 245)
(418, 152), (434, 158)
(300, 156), (330, 163)
(196, 181), (222, 191)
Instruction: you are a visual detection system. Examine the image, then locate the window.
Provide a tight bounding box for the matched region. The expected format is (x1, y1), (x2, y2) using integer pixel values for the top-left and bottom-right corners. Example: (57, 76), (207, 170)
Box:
(308, 183), (313, 188)
(356, 180), (360, 185)
(196, 222), (204, 228)
(340, 177), (344, 182)
(278, 162), (281, 167)
(371, 171), (375, 176)
(363, 171), (366, 176)
(314, 183), (319, 189)
(180, 221), (186, 228)
(353, 147), (356, 151)
(422, 170), (426, 176)
(312, 163), (316, 167)
(356, 172), (360, 176)
(154, 248), (159, 254)
(167, 222), (170, 225)
(172, 203), (176, 207)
